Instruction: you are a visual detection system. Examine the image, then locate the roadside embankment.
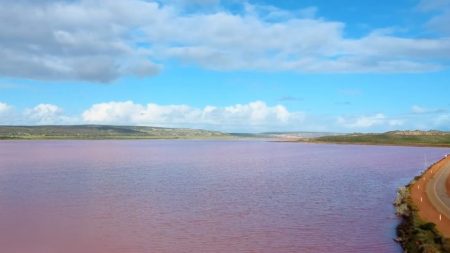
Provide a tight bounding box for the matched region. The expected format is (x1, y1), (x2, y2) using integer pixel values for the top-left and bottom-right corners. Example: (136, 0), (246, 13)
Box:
(394, 155), (450, 253)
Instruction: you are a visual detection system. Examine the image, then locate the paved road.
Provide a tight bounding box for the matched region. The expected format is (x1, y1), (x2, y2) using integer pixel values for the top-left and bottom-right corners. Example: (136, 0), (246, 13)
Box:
(426, 156), (450, 220)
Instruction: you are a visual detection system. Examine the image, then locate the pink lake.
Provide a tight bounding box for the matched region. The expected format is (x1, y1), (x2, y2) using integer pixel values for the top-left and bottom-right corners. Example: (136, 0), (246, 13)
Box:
(0, 140), (449, 253)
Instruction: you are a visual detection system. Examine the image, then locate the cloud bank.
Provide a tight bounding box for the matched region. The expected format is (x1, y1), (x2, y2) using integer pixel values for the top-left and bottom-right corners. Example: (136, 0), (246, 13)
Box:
(337, 113), (404, 129)
(82, 100), (293, 131)
(24, 104), (75, 125)
(1, 100), (449, 132)
(0, 101), (297, 132)
(1, 0), (450, 82)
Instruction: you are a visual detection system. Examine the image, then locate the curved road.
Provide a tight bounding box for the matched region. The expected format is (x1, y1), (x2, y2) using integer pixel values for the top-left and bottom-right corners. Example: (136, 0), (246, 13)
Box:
(426, 155), (450, 220)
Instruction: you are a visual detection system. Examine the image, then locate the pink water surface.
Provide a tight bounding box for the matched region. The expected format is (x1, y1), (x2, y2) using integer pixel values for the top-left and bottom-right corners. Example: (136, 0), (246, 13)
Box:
(0, 140), (449, 253)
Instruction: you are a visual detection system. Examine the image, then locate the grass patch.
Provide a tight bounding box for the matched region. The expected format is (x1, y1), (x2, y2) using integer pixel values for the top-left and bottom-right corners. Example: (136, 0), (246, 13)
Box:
(0, 125), (230, 140)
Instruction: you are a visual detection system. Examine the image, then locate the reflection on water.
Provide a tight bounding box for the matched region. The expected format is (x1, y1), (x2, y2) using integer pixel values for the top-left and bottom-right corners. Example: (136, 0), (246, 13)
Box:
(0, 140), (448, 253)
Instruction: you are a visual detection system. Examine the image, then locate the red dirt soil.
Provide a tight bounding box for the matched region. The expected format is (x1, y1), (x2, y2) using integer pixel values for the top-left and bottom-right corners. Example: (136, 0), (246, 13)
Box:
(447, 167), (450, 198)
(410, 156), (450, 237)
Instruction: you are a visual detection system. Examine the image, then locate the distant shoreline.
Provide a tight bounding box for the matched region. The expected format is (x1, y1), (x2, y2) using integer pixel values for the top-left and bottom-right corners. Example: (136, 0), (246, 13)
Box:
(1, 126), (449, 148)
(0, 136), (238, 141)
(2, 138), (450, 148)
(0, 125), (232, 140)
(295, 139), (450, 148)
(295, 131), (450, 148)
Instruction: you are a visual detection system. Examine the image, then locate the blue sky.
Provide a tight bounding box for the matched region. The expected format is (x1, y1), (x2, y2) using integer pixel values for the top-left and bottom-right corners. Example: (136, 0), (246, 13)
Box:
(0, 0), (449, 132)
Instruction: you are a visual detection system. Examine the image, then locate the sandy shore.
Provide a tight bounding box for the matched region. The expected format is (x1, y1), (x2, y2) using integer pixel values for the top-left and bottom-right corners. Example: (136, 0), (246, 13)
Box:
(410, 155), (450, 237)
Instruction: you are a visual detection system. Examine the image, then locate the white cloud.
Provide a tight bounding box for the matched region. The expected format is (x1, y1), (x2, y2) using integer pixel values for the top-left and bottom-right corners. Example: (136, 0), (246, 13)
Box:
(418, 0), (450, 35)
(412, 105), (428, 114)
(24, 104), (75, 124)
(0, 0), (449, 82)
(434, 113), (450, 129)
(0, 102), (20, 124)
(243, 4), (317, 21)
(337, 113), (404, 129)
(0, 0), (162, 82)
(428, 10), (450, 34)
(388, 119), (405, 127)
(1, 101), (450, 132)
(0, 102), (14, 123)
(411, 105), (448, 114)
(0, 102), (12, 114)
(82, 100), (295, 131)
(298, 7), (318, 19)
(418, 0), (450, 11)
(411, 104), (450, 130)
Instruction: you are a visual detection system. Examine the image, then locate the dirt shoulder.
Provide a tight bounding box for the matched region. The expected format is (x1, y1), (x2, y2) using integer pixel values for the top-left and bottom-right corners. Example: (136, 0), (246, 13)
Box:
(410, 155), (450, 237)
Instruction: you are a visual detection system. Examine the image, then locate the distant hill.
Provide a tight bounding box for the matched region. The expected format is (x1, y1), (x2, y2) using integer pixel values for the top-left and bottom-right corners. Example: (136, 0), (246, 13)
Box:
(0, 125), (229, 140)
(385, 130), (449, 136)
(2, 126), (448, 145)
(306, 130), (450, 147)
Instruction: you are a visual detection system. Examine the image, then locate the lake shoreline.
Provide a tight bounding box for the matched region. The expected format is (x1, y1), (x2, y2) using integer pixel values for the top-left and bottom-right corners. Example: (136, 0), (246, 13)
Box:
(2, 137), (450, 149)
(295, 139), (450, 148)
(394, 155), (450, 252)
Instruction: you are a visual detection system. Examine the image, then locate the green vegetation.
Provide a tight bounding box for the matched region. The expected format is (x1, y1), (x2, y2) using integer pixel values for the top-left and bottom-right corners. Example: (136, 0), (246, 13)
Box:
(307, 131), (450, 147)
(2, 127), (450, 144)
(0, 125), (230, 140)
(395, 185), (450, 253)
(397, 214), (450, 253)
